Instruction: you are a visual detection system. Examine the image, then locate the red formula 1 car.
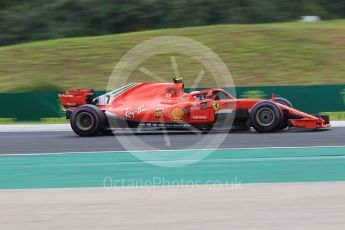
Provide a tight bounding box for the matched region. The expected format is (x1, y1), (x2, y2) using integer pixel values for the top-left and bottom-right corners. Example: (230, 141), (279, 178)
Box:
(58, 81), (330, 136)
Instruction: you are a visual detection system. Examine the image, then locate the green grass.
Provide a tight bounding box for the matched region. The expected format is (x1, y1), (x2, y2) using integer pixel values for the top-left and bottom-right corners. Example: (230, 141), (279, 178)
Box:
(0, 118), (16, 124)
(324, 112), (345, 121)
(0, 20), (344, 92)
(0, 118), (68, 124)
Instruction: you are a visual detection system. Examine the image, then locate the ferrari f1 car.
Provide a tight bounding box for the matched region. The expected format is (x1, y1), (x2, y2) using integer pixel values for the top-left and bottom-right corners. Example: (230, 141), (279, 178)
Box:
(58, 81), (330, 136)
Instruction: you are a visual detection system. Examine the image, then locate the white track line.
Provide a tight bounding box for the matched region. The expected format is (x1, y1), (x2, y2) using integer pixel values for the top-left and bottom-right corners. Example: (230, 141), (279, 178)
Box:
(0, 124), (70, 132)
(1, 145), (345, 157)
(2, 155), (345, 168)
(331, 121), (345, 127)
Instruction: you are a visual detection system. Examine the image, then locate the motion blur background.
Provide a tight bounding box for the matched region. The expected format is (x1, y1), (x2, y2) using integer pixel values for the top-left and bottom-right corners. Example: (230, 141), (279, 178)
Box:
(0, 0), (344, 120)
(2, 3), (345, 229)
(1, 0), (345, 46)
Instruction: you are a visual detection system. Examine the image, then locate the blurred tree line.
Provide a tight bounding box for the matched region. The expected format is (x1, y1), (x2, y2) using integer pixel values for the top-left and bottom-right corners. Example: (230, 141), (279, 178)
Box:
(0, 0), (344, 46)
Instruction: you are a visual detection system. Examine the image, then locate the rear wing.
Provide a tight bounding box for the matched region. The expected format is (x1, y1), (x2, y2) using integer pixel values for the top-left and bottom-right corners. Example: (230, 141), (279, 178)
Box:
(58, 89), (95, 110)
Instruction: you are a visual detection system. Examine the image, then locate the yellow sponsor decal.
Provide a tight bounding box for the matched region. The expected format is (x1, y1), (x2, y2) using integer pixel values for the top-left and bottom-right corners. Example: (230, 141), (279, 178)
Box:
(154, 109), (163, 119)
(170, 106), (185, 120)
(213, 102), (220, 111)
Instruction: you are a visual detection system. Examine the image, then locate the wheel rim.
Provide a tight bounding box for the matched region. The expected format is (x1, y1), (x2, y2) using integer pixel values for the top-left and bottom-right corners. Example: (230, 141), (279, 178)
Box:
(76, 112), (94, 130)
(256, 108), (275, 127)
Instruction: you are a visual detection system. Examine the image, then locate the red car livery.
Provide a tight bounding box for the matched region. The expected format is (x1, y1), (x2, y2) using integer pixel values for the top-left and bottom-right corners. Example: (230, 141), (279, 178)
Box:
(58, 82), (330, 136)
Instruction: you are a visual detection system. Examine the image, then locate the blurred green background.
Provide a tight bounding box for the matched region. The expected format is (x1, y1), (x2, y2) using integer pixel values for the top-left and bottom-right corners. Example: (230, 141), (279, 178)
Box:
(1, 0), (345, 47)
(0, 21), (344, 91)
(0, 0), (344, 121)
(0, 0), (344, 91)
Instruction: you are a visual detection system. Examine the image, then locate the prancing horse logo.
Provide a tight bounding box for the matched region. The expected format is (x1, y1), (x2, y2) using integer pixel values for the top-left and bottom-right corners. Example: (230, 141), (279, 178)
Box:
(213, 102), (220, 111)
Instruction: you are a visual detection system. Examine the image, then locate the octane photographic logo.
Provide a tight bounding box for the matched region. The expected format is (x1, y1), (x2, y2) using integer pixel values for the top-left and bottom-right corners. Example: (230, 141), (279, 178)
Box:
(106, 36), (235, 167)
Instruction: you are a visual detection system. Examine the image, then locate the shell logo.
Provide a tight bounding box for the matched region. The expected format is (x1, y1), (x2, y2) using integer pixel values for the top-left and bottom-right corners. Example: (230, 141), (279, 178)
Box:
(170, 106), (185, 120)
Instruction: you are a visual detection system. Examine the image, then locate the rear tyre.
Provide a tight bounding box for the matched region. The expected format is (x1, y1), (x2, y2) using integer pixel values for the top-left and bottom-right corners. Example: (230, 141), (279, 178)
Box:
(70, 105), (105, 136)
(250, 101), (284, 133)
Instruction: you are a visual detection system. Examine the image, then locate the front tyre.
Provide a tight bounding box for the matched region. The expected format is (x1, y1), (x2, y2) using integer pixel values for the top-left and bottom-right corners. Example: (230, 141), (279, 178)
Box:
(70, 105), (105, 136)
(274, 97), (293, 130)
(250, 101), (284, 133)
(275, 97), (293, 108)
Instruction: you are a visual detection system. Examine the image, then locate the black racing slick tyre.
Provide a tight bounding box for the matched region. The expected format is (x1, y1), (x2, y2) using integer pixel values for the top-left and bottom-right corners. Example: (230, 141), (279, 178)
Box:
(70, 104), (106, 136)
(250, 101), (284, 133)
(274, 97), (293, 130)
(274, 97), (293, 108)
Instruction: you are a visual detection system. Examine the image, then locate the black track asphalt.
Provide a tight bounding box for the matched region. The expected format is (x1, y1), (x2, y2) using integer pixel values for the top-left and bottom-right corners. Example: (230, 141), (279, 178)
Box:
(0, 127), (344, 154)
